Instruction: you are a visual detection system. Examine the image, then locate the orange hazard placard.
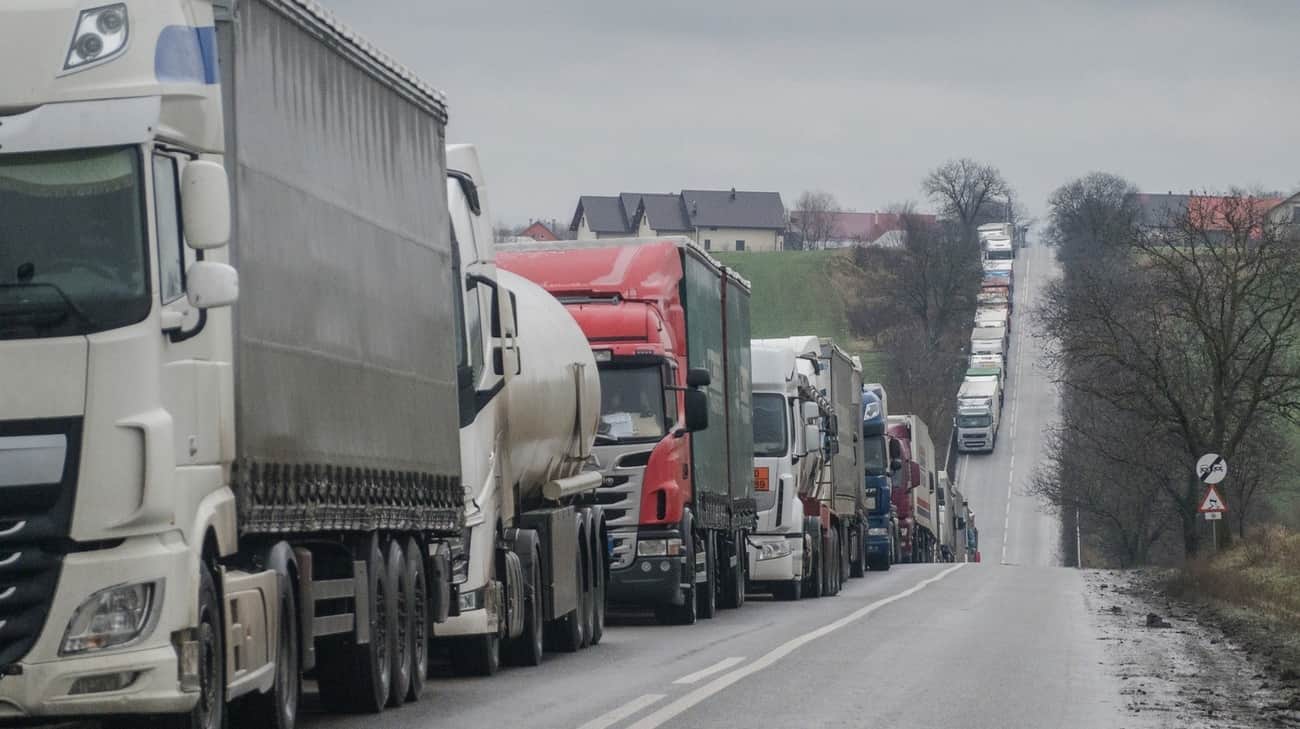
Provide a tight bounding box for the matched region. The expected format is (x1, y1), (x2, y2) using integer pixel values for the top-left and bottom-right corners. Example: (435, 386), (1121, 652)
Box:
(754, 467), (770, 492)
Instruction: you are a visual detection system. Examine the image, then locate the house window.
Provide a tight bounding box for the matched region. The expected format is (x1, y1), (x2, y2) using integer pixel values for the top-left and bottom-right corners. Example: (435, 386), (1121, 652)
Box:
(736, 240), (745, 251)
(1292, 206), (1300, 224)
(703, 239), (712, 250)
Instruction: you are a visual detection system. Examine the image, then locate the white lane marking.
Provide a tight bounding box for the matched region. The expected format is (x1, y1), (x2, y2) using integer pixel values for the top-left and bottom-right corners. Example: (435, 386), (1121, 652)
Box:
(673, 657), (746, 685)
(575, 694), (667, 729)
(624, 565), (966, 729)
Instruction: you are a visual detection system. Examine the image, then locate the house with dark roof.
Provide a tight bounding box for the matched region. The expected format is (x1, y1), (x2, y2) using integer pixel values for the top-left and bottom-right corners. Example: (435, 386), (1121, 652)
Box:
(571, 189), (786, 251)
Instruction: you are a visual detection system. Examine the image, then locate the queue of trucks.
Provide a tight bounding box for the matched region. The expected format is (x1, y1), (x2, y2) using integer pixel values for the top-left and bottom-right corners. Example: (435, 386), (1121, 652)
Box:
(957, 224), (1018, 453)
(0, 1), (979, 725)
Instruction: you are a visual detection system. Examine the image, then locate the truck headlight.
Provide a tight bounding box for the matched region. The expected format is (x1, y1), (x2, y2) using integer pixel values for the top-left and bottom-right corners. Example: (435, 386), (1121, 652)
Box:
(867, 527), (890, 537)
(757, 541), (792, 561)
(61, 581), (161, 655)
(636, 538), (683, 558)
(65, 4), (130, 72)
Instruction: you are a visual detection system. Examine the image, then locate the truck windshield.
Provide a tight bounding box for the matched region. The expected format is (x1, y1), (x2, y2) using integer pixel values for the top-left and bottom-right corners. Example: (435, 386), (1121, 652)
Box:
(752, 393), (788, 457)
(863, 435), (888, 475)
(597, 365), (667, 442)
(0, 147), (148, 340)
(957, 414), (992, 428)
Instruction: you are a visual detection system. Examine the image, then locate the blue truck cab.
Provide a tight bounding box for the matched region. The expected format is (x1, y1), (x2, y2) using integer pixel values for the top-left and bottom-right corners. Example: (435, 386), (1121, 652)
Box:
(861, 386), (899, 570)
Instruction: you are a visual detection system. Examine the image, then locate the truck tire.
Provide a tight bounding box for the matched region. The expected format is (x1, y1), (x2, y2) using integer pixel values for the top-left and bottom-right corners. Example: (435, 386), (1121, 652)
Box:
(386, 540), (412, 706)
(589, 512), (607, 646)
(550, 547), (586, 652)
(720, 532), (745, 610)
(450, 634), (500, 676)
(696, 530), (718, 619)
(161, 561), (225, 729)
(772, 579), (801, 601)
(579, 525), (595, 649)
(234, 568), (300, 729)
(506, 542), (544, 666)
(803, 520), (822, 598)
(825, 530), (839, 596)
(318, 536), (395, 712)
(403, 538), (428, 701)
(850, 528), (866, 579)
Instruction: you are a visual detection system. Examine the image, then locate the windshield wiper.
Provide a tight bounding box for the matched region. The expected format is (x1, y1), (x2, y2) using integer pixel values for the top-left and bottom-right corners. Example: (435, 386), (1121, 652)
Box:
(594, 433), (621, 445)
(0, 282), (98, 331)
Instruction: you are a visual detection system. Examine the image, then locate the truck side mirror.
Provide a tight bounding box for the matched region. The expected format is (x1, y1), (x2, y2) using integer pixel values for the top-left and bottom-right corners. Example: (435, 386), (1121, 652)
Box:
(686, 368), (711, 388)
(957, 517), (967, 530)
(826, 435), (840, 456)
(888, 439), (901, 461)
(186, 261), (238, 309)
(181, 161), (231, 249)
(890, 458), (902, 473)
(684, 389), (709, 431)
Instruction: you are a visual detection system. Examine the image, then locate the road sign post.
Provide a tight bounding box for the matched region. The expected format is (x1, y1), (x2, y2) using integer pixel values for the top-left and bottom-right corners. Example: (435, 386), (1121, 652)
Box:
(1196, 454), (1229, 554)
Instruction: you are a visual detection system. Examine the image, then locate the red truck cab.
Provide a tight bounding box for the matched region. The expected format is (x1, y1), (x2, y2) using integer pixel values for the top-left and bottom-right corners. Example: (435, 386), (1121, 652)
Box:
(499, 238), (752, 625)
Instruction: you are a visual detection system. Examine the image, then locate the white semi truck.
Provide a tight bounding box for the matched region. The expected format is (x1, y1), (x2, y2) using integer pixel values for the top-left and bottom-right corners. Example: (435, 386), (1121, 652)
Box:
(747, 337), (863, 599)
(955, 379), (1002, 453)
(437, 146), (608, 675)
(0, 2), (602, 726)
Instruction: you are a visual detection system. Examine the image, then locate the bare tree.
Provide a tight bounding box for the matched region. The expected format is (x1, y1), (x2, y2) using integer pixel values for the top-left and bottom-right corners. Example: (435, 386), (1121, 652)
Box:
(1039, 188), (1300, 556)
(791, 190), (839, 250)
(887, 205), (982, 348)
(922, 159), (1009, 240)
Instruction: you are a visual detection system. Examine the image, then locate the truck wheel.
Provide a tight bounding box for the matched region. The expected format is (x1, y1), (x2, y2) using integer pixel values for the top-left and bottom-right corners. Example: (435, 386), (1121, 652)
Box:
(453, 633), (501, 675)
(579, 532), (595, 649)
(804, 520), (822, 598)
(403, 538), (428, 701)
(318, 536), (394, 712)
(550, 547), (585, 652)
(235, 570), (300, 729)
(825, 530), (839, 596)
(772, 579), (801, 601)
(589, 515), (607, 646)
(161, 562), (225, 729)
(720, 533), (745, 610)
(696, 531), (717, 619)
(850, 531), (866, 579)
(387, 540), (412, 706)
(506, 543), (544, 666)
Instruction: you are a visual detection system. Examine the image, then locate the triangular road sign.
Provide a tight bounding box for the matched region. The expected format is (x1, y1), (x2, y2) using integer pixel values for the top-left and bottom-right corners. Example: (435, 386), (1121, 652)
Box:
(1198, 486), (1228, 513)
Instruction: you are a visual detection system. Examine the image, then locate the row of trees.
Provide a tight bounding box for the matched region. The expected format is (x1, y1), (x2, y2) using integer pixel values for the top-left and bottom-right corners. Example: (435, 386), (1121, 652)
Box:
(1033, 173), (1300, 565)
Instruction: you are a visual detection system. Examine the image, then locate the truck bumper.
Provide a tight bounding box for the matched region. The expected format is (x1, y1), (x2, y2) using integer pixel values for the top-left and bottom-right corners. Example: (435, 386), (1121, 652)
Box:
(607, 527), (688, 608)
(746, 533), (803, 583)
(866, 536), (892, 557)
(0, 534), (196, 719)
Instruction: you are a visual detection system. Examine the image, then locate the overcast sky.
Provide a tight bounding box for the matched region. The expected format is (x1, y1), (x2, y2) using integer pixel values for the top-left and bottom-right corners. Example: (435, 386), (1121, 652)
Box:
(321, 0), (1300, 229)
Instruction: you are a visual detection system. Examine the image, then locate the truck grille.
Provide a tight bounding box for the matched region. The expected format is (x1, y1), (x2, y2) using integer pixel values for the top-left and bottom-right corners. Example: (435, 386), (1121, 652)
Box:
(0, 418), (80, 667)
(591, 449), (651, 529)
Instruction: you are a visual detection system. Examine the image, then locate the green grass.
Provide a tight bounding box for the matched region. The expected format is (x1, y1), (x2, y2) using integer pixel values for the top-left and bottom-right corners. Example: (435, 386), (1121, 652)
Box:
(713, 250), (887, 382)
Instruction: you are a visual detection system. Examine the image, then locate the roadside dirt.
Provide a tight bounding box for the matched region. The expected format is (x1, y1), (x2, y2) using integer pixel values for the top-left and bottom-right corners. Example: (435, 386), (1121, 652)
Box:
(1086, 569), (1300, 728)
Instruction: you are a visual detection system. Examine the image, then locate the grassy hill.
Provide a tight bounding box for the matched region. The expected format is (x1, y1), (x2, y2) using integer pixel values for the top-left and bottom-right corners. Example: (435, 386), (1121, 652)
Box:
(713, 249), (887, 382)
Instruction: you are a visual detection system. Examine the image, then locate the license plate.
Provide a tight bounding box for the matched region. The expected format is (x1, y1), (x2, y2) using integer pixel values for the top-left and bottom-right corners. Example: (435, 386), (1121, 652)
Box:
(754, 466), (770, 492)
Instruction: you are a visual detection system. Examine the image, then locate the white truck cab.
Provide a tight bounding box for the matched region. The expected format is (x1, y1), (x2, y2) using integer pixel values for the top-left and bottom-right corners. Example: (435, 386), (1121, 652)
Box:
(747, 338), (823, 600)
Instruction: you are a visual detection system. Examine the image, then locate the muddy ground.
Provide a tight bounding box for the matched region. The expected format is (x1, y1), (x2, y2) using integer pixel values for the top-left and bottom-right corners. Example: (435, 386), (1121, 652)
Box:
(1087, 569), (1300, 728)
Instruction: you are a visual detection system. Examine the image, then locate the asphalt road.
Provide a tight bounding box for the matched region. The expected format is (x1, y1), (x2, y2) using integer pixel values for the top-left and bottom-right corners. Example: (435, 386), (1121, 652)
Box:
(294, 243), (1141, 729)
